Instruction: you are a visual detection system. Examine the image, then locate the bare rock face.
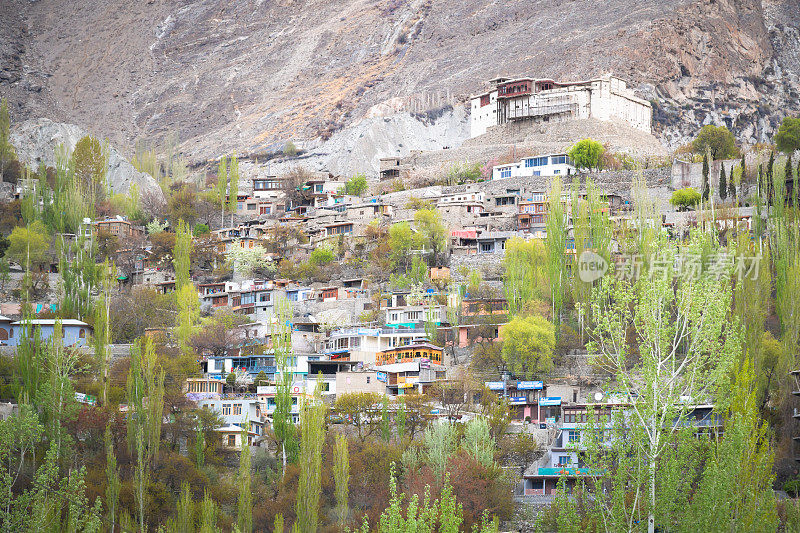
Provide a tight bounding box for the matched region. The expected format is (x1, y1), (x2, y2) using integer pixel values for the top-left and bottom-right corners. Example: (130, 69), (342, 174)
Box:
(1, 0), (799, 159)
(10, 119), (163, 200)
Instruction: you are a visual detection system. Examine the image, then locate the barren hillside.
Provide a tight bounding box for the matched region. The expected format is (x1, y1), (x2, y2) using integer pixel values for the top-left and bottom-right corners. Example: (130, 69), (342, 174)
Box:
(2, 0), (799, 162)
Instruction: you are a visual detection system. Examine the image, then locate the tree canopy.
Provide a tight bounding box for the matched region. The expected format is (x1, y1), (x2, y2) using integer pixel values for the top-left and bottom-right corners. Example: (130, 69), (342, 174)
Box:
(670, 187), (702, 210)
(775, 117), (800, 154)
(692, 124), (739, 159)
(568, 139), (604, 170)
(6, 221), (50, 268)
(500, 315), (556, 378)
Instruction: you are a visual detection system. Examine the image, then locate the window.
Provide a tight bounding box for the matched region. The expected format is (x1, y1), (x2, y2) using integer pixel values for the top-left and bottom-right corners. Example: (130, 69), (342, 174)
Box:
(500, 168), (511, 179)
(233, 404), (242, 415)
(558, 456), (570, 466)
(568, 430), (580, 443)
(79, 328), (85, 338)
(247, 203), (256, 210)
(222, 404), (231, 416)
(551, 155), (569, 165)
(366, 376), (371, 384)
(228, 435), (236, 447)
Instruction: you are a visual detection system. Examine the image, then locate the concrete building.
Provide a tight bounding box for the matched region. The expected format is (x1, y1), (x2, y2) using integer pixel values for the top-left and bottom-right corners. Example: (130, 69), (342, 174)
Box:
(470, 74), (652, 138)
(492, 154), (575, 181)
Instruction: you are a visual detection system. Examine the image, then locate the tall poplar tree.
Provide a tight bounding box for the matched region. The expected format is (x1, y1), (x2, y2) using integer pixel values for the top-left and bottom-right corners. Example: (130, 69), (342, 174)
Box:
(228, 154), (239, 226)
(295, 378), (326, 533)
(273, 298), (298, 467)
(334, 434), (350, 530)
(237, 422), (253, 533)
(216, 156), (228, 227)
(719, 163), (728, 201)
(105, 425), (121, 533)
(545, 176), (566, 325)
(126, 337), (165, 532)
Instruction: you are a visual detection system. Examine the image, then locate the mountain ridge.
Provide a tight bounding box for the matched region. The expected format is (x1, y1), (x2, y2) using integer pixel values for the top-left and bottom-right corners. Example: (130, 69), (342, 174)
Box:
(2, 0), (798, 163)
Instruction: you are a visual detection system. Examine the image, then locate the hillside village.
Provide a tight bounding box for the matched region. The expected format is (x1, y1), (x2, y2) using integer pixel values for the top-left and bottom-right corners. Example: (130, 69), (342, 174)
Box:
(1, 66), (800, 531)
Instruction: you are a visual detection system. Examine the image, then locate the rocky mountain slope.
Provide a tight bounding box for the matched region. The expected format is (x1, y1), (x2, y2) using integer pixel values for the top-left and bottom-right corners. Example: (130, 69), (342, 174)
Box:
(2, 0), (799, 166)
(10, 119), (163, 198)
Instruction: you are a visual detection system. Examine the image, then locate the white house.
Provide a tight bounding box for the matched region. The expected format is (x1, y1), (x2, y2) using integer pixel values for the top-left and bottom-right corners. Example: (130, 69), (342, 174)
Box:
(492, 154), (575, 181)
(470, 74), (652, 138)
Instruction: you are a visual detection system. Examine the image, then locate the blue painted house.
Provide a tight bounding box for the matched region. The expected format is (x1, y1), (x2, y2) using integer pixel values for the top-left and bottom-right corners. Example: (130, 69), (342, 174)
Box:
(2, 319), (92, 348)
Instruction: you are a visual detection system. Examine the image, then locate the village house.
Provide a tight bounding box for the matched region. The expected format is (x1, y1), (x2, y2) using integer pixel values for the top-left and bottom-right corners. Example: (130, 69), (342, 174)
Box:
(94, 216), (145, 239)
(1, 318), (93, 348)
(492, 154), (576, 181)
(470, 74), (652, 137)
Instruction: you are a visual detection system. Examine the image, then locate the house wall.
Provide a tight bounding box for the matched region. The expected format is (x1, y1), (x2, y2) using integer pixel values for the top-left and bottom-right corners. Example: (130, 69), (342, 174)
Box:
(4, 324), (91, 347)
(335, 371), (386, 395)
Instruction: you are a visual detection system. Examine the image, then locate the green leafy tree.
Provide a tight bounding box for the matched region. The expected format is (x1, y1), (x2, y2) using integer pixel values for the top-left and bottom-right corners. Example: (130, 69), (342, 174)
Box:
(283, 141), (298, 157)
(104, 425), (120, 533)
(692, 124), (738, 159)
(6, 221), (49, 269)
(176, 283), (200, 360)
(500, 315), (555, 379)
(334, 392), (383, 442)
(423, 422), (456, 482)
(173, 219), (193, 291)
(0, 98), (15, 183)
(568, 138), (604, 170)
(194, 422), (205, 468)
(198, 490), (216, 533)
(545, 176), (566, 325)
(309, 246), (335, 265)
(334, 434), (350, 530)
(388, 221), (421, 273)
(586, 231), (739, 533)
(414, 208), (448, 266)
(729, 164), (737, 201)
(775, 116), (800, 153)
(71, 135), (109, 203)
(227, 154), (239, 226)
(126, 337), (165, 532)
(396, 398), (407, 441)
(216, 156), (228, 226)
(344, 173), (369, 196)
(295, 379), (326, 533)
(237, 422), (253, 533)
(175, 482), (194, 533)
(380, 396), (391, 442)
(503, 237), (547, 315)
(462, 417), (495, 468)
(273, 298), (299, 467)
(670, 187), (702, 210)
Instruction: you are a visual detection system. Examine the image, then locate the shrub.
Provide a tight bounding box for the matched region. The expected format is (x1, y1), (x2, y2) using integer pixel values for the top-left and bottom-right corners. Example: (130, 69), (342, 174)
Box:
(193, 223), (210, 236)
(283, 141), (298, 157)
(309, 246), (335, 265)
(670, 187), (702, 210)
